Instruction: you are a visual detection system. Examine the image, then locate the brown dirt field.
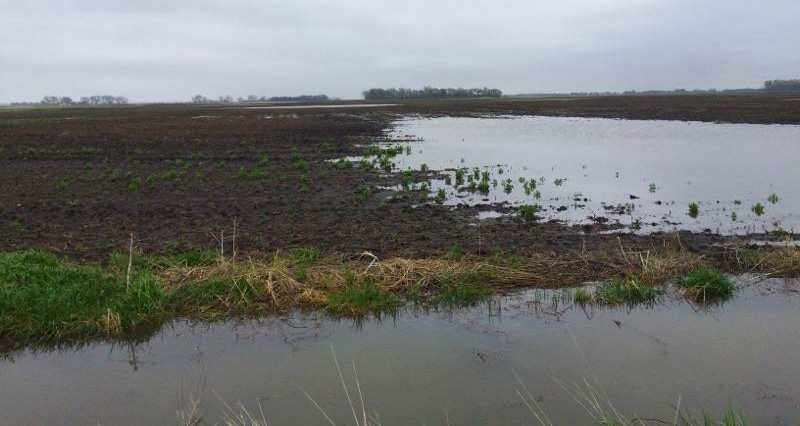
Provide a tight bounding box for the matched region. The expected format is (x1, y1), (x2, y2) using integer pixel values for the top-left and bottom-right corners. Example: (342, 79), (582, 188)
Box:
(1, 95), (797, 262)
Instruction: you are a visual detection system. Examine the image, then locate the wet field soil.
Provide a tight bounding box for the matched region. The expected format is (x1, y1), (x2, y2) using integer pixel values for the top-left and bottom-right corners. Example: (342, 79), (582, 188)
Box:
(1, 95), (798, 261)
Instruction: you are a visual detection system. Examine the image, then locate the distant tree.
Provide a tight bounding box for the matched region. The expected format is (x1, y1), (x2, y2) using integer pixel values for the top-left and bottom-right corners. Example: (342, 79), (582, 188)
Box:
(362, 87), (502, 100)
(37, 95), (126, 106)
(764, 79), (800, 92)
(41, 96), (59, 105)
(191, 95), (209, 104)
(268, 94), (329, 102)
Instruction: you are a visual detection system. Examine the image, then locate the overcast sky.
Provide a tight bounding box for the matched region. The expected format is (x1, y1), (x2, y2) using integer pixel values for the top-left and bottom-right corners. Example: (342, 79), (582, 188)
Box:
(2, 0), (799, 102)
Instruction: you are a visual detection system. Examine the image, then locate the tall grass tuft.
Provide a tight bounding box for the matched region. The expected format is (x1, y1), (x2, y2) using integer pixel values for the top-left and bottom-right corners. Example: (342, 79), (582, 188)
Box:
(675, 268), (734, 302)
(327, 276), (402, 317)
(579, 279), (663, 306)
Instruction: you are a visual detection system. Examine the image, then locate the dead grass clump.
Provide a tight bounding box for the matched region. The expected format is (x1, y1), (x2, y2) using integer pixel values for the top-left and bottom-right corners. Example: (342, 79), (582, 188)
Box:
(738, 246), (800, 275)
(359, 257), (486, 293)
(158, 256), (306, 312)
(297, 288), (328, 307)
(487, 253), (602, 287)
(101, 308), (122, 336)
(622, 249), (705, 285)
(155, 246), (711, 316)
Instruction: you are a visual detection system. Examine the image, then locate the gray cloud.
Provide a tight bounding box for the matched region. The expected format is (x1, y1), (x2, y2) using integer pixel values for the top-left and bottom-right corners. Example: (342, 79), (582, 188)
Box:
(2, 0), (799, 102)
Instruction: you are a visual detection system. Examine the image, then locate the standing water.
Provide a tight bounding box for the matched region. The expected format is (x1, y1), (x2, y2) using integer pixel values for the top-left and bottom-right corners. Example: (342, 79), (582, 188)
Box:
(386, 116), (800, 234)
(0, 278), (798, 425)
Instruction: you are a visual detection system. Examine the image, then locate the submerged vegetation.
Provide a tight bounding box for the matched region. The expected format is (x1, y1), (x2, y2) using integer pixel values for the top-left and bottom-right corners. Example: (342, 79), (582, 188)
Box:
(189, 346), (753, 426)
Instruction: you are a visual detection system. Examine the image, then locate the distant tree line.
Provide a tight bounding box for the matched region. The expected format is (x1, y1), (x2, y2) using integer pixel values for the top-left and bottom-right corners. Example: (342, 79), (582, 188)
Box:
(269, 95), (329, 102)
(764, 79), (800, 92)
(508, 87), (764, 98)
(11, 95), (129, 106)
(362, 87), (503, 100)
(191, 94), (331, 103)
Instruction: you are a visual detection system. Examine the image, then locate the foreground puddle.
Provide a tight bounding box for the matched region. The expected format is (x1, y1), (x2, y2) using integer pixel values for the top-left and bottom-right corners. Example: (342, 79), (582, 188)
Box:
(1, 277), (799, 425)
(385, 116), (800, 235)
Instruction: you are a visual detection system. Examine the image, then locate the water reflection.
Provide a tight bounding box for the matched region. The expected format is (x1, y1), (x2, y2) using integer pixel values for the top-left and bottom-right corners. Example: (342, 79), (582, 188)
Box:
(1, 278), (798, 425)
(382, 116), (800, 235)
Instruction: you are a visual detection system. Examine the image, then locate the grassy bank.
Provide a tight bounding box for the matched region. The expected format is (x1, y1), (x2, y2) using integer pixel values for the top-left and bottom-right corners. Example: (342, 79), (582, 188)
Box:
(1, 244), (799, 350)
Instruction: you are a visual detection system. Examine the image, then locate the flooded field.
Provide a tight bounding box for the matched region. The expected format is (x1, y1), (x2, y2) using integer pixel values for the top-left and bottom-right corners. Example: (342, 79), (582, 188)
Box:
(386, 116), (800, 234)
(244, 103), (397, 109)
(1, 277), (798, 426)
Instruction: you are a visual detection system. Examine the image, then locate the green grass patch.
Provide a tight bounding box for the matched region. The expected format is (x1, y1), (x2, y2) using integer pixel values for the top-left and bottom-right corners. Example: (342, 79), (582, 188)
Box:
(288, 246), (320, 266)
(327, 279), (402, 317)
(170, 278), (230, 307)
(111, 272), (165, 328)
(675, 268), (734, 301)
(237, 166), (266, 180)
(0, 251), (125, 343)
(288, 246), (321, 281)
(585, 279), (662, 305)
(446, 244), (464, 260)
(0, 118), (51, 127)
(432, 272), (491, 307)
(518, 204), (541, 221)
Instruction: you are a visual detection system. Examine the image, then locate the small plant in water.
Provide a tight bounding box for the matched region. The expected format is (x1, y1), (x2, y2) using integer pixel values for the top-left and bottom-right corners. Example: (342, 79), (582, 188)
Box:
(400, 171), (413, 191)
(502, 179), (514, 194)
(648, 183), (657, 193)
(731, 211), (737, 221)
(327, 276), (402, 317)
(334, 158), (352, 170)
(359, 158), (375, 170)
(553, 178), (567, 186)
(477, 180), (490, 195)
(675, 268), (734, 302)
(688, 202), (699, 218)
(593, 279), (662, 305)
(573, 288), (592, 304)
(767, 193), (779, 204)
(432, 272), (491, 308)
(752, 203), (765, 216)
(435, 188), (446, 203)
(518, 204), (541, 221)
(454, 169), (465, 186)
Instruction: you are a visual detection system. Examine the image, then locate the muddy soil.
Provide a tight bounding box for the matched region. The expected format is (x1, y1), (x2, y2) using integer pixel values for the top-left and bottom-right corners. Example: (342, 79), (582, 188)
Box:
(1, 95), (797, 262)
